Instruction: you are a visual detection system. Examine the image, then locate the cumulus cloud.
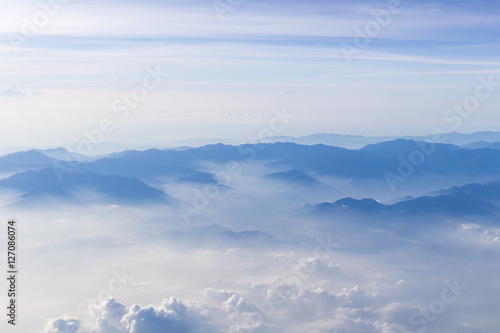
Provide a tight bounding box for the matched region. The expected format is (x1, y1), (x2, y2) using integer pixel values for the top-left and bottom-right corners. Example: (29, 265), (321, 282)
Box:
(120, 297), (217, 333)
(88, 298), (127, 333)
(44, 317), (80, 333)
(293, 257), (341, 275)
(47, 297), (220, 333)
(46, 279), (418, 333)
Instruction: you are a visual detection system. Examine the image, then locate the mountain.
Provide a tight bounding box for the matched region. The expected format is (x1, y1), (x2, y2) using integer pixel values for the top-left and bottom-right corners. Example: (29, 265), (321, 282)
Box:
(67, 143), (344, 184)
(462, 141), (500, 150)
(360, 139), (462, 155)
(390, 193), (495, 215)
(34, 148), (87, 161)
(75, 148), (218, 184)
(326, 198), (387, 211)
(59, 140), (500, 188)
(0, 150), (57, 173)
(264, 169), (320, 186)
(438, 181), (500, 203)
(3, 139), (500, 208)
(267, 131), (500, 149)
(271, 139), (500, 180)
(134, 224), (286, 249)
(0, 167), (171, 206)
(432, 132), (500, 145)
(310, 190), (497, 217)
(268, 133), (390, 149)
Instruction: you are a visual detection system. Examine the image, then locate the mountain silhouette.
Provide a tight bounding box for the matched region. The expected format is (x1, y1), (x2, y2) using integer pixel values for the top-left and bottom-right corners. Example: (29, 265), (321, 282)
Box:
(0, 167), (171, 206)
(265, 169), (320, 186)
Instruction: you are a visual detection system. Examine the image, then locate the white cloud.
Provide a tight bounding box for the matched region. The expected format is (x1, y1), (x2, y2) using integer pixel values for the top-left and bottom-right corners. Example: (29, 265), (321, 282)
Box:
(88, 298), (127, 333)
(0, 81), (25, 96)
(44, 281), (421, 333)
(44, 317), (80, 333)
(459, 223), (500, 246)
(47, 297), (220, 333)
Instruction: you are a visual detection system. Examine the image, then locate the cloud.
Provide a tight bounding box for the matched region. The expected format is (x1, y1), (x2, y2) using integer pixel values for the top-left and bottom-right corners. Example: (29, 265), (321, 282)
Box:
(44, 280), (416, 333)
(88, 298), (127, 333)
(459, 223), (500, 246)
(44, 317), (80, 333)
(0, 82), (25, 96)
(12, 154), (500, 333)
(120, 298), (199, 333)
(50, 297), (220, 333)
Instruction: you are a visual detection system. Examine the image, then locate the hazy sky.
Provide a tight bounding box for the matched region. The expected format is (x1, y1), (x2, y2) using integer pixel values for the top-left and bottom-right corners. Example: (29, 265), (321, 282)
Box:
(0, 0), (499, 147)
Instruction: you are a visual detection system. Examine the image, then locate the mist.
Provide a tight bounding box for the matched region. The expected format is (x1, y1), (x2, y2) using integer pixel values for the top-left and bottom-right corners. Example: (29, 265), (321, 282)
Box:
(0, 141), (498, 332)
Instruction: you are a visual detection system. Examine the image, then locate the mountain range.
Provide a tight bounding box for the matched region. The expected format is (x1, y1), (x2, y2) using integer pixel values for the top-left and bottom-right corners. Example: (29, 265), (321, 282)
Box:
(1, 138), (500, 216)
(309, 180), (500, 217)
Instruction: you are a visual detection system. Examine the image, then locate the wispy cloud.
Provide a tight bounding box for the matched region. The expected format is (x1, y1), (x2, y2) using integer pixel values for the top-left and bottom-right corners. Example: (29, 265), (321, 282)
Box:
(0, 0), (499, 143)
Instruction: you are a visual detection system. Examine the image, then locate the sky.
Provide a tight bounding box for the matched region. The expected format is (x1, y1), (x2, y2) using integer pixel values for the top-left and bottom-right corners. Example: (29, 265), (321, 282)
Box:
(0, 0), (499, 148)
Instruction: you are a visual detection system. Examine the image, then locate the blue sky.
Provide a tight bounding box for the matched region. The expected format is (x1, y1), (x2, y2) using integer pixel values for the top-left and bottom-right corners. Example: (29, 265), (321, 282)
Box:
(0, 0), (499, 147)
